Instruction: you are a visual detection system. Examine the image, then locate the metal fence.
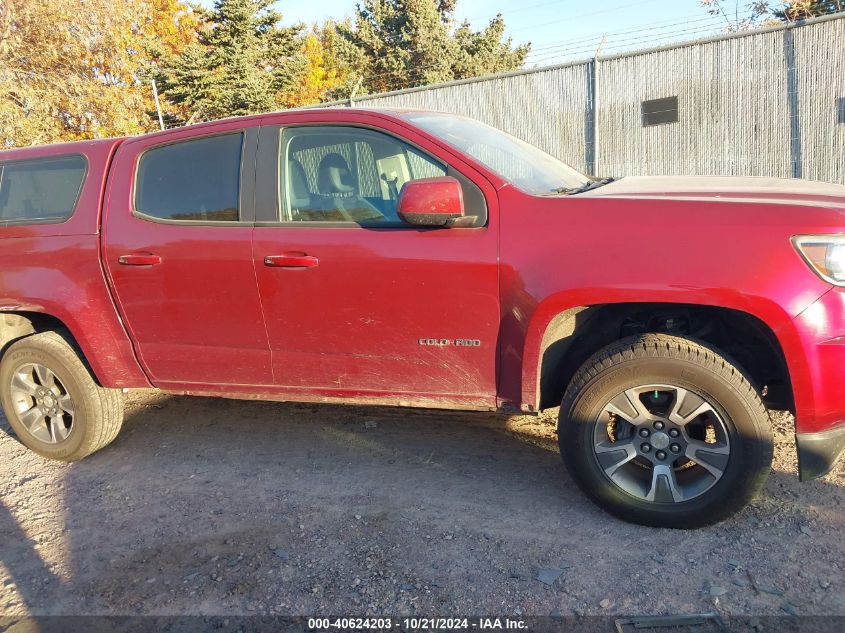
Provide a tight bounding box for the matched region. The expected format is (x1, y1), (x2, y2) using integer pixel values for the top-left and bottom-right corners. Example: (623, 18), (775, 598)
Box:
(324, 13), (845, 184)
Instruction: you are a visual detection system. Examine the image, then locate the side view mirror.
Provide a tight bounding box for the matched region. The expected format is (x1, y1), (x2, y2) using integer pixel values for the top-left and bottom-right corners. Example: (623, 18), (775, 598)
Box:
(397, 176), (471, 227)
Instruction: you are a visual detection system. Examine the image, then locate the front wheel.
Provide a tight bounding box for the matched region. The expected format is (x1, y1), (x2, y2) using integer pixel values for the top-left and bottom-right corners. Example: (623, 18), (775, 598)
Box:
(559, 334), (773, 528)
(0, 331), (124, 461)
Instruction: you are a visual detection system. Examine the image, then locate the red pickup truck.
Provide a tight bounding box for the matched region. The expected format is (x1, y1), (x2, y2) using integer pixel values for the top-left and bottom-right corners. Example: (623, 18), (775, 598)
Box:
(1, 108), (844, 528)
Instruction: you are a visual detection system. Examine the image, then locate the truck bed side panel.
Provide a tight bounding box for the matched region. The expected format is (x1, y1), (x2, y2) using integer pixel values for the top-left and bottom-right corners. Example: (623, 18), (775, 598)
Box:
(0, 139), (150, 388)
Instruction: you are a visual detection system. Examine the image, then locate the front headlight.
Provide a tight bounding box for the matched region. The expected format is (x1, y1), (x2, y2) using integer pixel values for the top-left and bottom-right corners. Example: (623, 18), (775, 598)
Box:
(793, 235), (845, 286)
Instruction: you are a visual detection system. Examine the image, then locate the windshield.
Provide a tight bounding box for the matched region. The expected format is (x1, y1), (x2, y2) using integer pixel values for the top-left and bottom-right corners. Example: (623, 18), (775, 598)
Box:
(402, 112), (591, 195)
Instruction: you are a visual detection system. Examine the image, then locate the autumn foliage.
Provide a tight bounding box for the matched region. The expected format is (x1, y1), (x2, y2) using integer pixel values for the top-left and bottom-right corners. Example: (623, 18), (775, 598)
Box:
(0, 0), (534, 147)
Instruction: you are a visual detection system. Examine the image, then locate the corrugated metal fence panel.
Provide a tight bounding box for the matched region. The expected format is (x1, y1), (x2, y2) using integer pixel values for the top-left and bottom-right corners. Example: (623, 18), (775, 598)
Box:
(352, 65), (591, 173)
(793, 18), (845, 184)
(596, 30), (791, 178)
(332, 14), (845, 184)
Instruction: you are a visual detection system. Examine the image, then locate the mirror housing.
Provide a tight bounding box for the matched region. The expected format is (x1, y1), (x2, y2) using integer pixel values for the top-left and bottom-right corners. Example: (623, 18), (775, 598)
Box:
(397, 176), (466, 227)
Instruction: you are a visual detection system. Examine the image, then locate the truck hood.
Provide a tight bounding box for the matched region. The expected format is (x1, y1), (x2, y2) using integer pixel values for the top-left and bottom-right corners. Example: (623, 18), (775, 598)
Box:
(578, 175), (845, 208)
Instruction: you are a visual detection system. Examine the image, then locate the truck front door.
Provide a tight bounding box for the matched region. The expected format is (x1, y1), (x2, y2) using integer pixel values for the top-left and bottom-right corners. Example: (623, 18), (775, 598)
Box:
(251, 115), (500, 409)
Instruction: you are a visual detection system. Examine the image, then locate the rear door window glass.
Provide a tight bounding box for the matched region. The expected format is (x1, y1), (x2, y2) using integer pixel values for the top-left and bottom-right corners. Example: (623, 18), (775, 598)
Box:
(135, 133), (243, 222)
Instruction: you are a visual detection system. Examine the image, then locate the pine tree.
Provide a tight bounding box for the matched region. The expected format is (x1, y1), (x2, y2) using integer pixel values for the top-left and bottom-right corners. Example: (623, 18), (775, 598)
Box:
(334, 0), (530, 96)
(153, 0), (306, 122)
(452, 15), (530, 80)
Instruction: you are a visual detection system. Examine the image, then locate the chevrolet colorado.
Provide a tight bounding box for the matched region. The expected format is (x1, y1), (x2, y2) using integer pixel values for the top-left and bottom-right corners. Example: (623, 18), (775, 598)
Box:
(1, 108), (844, 528)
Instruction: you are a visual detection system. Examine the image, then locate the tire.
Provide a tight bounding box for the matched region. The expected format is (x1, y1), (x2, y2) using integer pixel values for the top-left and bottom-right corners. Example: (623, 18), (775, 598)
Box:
(0, 331), (124, 461)
(559, 333), (772, 528)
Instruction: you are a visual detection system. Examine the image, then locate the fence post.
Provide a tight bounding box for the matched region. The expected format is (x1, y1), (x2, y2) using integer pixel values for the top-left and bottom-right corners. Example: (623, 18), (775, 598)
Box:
(784, 27), (802, 179)
(585, 58), (597, 176)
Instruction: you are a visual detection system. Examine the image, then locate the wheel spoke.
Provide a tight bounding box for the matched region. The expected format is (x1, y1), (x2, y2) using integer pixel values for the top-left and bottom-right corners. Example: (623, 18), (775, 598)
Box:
(18, 406), (51, 442)
(34, 365), (56, 388)
(11, 372), (39, 397)
(667, 387), (714, 425)
(686, 439), (730, 478)
(605, 389), (651, 424)
(48, 415), (70, 442)
(666, 386), (690, 424)
(18, 406), (43, 430)
(594, 440), (638, 476)
(58, 394), (74, 417)
(645, 464), (683, 502)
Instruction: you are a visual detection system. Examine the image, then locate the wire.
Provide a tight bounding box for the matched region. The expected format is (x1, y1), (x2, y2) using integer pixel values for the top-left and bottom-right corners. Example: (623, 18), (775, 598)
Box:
(507, 0), (663, 33)
(524, 10), (751, 54)
(367, 0), (660, 45)
(460, 0), (573, 24)
(357, 17), (740, 87)
(524, 20), (744, 65)
(353, 9), (753, 82)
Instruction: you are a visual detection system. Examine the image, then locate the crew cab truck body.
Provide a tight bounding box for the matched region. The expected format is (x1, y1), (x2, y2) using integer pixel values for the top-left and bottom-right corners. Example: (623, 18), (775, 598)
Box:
(2, 107), (845, 528)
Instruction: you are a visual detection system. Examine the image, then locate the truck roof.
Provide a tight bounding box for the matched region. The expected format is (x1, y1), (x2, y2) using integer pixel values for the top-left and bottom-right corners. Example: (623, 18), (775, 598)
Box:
(113, 107), (431, 145)
(0, 108), (441, 158)
(0, 137), (126, 162)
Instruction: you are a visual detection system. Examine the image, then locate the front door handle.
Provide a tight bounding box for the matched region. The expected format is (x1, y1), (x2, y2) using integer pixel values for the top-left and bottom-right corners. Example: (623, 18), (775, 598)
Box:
(118, 254), (162, 266)
(264, 253), (319, 269)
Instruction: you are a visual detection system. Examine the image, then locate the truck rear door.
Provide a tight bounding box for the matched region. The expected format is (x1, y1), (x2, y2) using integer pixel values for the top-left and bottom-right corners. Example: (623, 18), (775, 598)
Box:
(102, 122), (272, 387)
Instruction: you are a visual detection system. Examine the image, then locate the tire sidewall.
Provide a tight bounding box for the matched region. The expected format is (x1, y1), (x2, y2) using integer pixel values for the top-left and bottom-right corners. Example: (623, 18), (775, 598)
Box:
(0, 342), (92, 460)
(562, 355), (769, 525)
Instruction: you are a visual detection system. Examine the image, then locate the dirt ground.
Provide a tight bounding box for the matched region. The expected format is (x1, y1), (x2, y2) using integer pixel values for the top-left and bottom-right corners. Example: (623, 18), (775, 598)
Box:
(0, 389), (843, 619)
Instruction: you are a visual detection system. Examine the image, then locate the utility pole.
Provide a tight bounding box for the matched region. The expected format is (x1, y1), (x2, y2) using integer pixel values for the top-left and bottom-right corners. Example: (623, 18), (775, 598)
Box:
(348, 77), (364, 107)
(151, 80), (165, 131)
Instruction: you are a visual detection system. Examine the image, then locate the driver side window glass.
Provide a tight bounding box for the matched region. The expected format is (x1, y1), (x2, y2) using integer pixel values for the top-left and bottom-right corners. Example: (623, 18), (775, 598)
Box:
(280, 127), (446, 226)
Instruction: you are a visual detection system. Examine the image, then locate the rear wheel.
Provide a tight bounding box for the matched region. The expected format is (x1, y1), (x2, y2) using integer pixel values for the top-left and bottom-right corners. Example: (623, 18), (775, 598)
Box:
(559, 333), (772, 528)
(0, 331), (124, 461)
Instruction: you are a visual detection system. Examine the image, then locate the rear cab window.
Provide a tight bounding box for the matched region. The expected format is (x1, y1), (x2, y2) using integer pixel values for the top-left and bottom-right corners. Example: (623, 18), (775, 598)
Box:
(0, 155), (87, 226)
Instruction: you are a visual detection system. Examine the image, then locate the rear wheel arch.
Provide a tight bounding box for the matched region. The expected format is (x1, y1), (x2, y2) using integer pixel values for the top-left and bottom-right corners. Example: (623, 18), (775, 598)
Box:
(0, 312), (100, 384)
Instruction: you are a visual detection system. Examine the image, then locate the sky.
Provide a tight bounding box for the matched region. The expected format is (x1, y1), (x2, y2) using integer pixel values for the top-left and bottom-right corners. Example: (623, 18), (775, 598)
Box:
(196, 0), (751, 66)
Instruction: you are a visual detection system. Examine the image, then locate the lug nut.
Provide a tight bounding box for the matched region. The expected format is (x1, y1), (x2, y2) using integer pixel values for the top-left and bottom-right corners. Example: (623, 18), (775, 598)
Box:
(639, 428), (650, 437)
(654, 421), (665, 430)
(656, 450), (667, 460)
(641, 443), (652, 453)
(670, 443), (682, 453)
(668, 428), (680, 437)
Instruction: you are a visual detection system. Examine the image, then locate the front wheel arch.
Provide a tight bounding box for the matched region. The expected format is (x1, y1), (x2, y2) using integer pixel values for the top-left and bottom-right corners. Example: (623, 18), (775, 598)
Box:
(533, 302), (793, 413)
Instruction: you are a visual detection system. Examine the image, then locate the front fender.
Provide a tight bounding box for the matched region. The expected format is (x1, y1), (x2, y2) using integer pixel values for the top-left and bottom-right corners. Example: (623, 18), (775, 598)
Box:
(511, 286), (820, 427)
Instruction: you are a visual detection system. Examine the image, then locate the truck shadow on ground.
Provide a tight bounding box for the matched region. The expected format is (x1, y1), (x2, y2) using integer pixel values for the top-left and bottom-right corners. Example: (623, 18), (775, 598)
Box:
(1, 391), (844, 616)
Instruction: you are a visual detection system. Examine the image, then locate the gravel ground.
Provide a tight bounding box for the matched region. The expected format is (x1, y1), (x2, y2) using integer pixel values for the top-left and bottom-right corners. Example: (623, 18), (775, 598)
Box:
(0, 389), (843, 619)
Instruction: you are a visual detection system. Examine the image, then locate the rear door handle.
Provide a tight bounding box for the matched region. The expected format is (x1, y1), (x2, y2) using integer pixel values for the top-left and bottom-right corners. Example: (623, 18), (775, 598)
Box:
(118, 254), (162, 266)
(264, 253), (319, 269)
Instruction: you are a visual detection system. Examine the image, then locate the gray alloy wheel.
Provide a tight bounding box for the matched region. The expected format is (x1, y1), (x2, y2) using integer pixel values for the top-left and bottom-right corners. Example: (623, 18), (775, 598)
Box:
(559, 333), (773, 528)
(9, 363), (76, 444)
(0, 331), (124, 461)
(593, 384), (730, 504)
